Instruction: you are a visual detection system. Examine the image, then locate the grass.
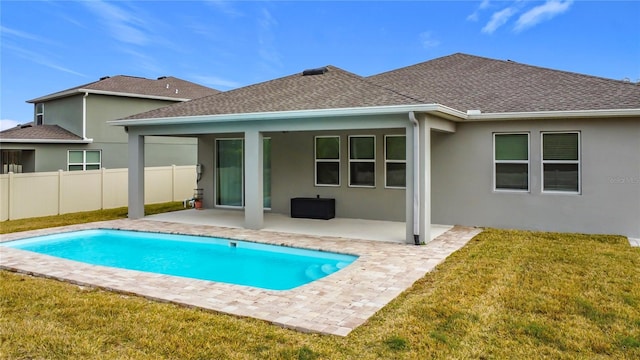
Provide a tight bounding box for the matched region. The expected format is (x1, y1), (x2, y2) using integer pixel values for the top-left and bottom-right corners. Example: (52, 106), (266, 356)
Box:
(0, 202), (185, 234)
(1, 214), (639, 358)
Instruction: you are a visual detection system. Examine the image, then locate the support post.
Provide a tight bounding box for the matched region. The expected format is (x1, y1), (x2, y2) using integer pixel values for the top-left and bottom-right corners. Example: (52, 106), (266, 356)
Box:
(244, 130), (264, 229)
(419, 116), (432, 243)
(405, 124), (416, 244)
(128, 133), (145, 219)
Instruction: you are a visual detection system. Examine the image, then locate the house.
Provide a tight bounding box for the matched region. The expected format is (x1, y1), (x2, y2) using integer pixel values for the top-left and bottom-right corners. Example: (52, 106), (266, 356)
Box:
(109, 53), (640, 241)
(0, 75), (219, 173)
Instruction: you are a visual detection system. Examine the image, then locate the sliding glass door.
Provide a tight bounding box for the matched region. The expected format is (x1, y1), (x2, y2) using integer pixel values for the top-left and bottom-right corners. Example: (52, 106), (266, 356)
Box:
(216, 138), (271, 208)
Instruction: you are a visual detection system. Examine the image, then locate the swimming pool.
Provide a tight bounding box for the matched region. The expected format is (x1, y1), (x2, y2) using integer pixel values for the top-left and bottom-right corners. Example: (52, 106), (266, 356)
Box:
(0, 229), (357, 290)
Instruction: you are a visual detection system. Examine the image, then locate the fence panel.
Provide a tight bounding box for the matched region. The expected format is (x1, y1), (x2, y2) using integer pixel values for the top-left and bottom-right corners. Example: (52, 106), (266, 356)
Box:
(1, 165), (195, 221)
(60, 170), (103, 214)
(0, 175), (9, 221)
(9, 172), (60, 219)
(102, 168), (128, 209)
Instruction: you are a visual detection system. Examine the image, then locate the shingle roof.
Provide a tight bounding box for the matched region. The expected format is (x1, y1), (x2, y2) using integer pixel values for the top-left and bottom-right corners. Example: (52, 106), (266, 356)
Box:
(125, 66), (423, 120)
(27, 75), (219, 103)
(0, 124), (83, 141)
(368, 53), (640, 113)
(123, 53), (640, 121)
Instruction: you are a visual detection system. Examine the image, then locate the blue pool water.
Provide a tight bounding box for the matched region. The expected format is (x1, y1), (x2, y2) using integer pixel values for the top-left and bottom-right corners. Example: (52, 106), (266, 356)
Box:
(1, 229), (357, 290)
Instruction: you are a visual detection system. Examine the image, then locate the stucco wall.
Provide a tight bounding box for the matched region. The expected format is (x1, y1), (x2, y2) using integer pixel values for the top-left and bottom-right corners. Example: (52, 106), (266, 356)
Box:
(86, 95), (197, 168)
(431, 117), (640, 238)
(42, 95), (83, 135)
(198, 129), (408, 221)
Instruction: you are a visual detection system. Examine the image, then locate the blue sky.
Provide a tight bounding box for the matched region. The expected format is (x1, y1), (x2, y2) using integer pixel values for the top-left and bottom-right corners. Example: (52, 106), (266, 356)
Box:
(1, 0), (639, 130)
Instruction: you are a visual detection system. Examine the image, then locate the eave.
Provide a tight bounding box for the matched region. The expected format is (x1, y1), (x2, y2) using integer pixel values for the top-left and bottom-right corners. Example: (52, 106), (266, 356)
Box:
(0, 138), (93, 144)
(108, 104), (468, 127)
(27, 89), (190, 103)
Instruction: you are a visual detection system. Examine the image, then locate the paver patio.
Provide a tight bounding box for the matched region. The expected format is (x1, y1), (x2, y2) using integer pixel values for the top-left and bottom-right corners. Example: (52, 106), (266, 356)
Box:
(0, 219), (481, 336)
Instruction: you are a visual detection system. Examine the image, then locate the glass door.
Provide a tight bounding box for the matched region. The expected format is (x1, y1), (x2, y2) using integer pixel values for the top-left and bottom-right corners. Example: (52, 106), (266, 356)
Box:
(216, 138), (271, 208)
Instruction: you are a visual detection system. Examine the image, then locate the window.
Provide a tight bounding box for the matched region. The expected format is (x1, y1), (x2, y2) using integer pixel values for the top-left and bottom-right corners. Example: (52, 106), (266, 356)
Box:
(1, 150), (23, 174)
(315, 136), (340, 186)
(35, 103), (44, 125)
(542, 132), (580, 193)
(349, 135), (375, 187)
(494, 133), (529, 191)
(68, 150), (101, 171)
(385, 135), (406, 188)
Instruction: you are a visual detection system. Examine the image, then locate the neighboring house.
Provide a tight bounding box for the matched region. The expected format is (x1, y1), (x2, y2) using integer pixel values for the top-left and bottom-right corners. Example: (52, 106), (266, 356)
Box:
(0, 75), (219, 173)
(110, 53), (640, 241)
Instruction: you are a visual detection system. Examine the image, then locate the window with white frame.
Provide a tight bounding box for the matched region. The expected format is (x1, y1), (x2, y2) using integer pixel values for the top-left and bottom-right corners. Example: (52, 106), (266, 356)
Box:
(494, 133), (529, 191)
(349, 135), (375, 187)
(68, 150), (101, 171)
(542, 132), (580, 193)
(385, 135), (406, 188)
(35, 103), (44, 125)
(315, 136), (340, 186)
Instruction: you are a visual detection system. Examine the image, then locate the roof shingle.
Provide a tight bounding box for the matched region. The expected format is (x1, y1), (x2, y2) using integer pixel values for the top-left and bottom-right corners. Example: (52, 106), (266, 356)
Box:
(125, 66), (423, 119)
(124, 53), (640, 121)
(0, 124), (83, 141)
(28, 75), (219, 103)
(368, 53), (640, 113)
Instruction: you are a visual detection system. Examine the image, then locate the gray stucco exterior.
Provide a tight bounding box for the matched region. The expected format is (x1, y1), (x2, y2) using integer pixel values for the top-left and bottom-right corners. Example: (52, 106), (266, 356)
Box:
(114, 54), (640, 241)
(431, 117), (640, 238)
(1, 93), (197, 172)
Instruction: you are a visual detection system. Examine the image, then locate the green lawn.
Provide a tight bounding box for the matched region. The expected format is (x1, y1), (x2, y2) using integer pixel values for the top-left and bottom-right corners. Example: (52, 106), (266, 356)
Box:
(1, 209), (639, 359)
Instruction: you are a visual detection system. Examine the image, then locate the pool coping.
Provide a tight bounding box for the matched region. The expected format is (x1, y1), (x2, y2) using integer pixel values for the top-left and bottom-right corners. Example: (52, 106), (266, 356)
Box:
(0, 219), (481, 336)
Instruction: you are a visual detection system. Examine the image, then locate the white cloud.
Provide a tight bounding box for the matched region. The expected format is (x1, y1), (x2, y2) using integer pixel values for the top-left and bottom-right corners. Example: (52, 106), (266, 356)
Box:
(467, 0), (491, 21)
(3, 43), (86, 77)
(0, 119), (25, 131)
(514, 0), (573, 32)
(482, 6), (518, 34)
(189, 75), (242, 89)
(257, 8), (282, 70)
(420, 31), (440, 49)
(0, 25), (57, 45)
(205, 0), (244, 17)
(82, 0), (150, 46)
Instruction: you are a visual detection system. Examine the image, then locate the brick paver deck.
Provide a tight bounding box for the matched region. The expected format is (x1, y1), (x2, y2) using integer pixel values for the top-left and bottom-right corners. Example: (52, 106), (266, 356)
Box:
(0, 220), (481, 336)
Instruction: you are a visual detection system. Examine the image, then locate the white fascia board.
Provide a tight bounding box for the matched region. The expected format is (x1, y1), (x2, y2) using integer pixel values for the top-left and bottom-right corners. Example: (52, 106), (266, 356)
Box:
(0, 138), (93, 144)
(108, 104), (467, 127)
(465, 108), (640, 121)
(27, 89), (189, 103)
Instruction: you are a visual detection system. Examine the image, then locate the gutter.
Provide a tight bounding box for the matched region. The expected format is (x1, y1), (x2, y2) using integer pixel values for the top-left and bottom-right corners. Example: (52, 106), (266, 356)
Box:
(408, 111), (420, 245)
(27, 89), (191, 104)
(0, 139), (93, 144)
(464, 108), (640, 121)
(108, 104), (467, 127)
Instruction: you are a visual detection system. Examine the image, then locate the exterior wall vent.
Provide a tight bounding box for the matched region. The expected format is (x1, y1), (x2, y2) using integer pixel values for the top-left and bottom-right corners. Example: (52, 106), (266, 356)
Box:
(302, 67), (328, 76)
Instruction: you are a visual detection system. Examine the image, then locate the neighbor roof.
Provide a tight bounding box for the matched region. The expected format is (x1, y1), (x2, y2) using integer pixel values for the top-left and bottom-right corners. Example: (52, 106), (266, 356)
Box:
(0, 123), (84, 142)
(368, 53), (640, 113)
(27, 75), (220, 103)
(125, 66), (424, 120)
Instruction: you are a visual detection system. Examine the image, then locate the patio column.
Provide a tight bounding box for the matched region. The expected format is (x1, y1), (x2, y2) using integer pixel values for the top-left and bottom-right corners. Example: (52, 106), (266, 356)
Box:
(244, 129), (264, 229)
(419, 117), (431, 243)
(405, 123), (416, 244)
(128, 132), (145, 219)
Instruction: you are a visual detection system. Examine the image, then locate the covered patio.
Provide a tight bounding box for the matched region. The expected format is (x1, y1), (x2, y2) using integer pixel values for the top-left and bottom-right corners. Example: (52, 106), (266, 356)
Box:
(145, 208), (453, 243)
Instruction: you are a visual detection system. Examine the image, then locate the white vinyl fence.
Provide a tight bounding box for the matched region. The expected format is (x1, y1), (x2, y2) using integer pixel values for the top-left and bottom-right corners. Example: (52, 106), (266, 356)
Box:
(0, 165), (197, 221)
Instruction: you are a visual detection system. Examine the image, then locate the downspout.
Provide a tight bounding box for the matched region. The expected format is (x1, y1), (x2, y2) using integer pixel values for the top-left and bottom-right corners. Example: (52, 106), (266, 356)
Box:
(82, 92), (88, 140)
(409, 111), (420, 245)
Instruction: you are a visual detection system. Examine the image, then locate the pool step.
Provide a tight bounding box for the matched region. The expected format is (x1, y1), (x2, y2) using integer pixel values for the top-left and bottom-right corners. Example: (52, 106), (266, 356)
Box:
(304, 263), (339, 280)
